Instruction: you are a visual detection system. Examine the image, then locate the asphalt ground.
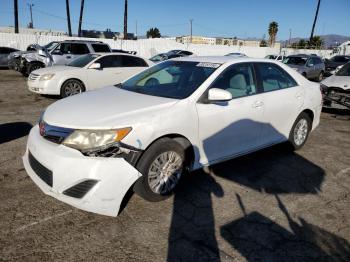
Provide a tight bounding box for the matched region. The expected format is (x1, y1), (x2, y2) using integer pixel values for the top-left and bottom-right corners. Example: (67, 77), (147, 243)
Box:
(0, 69), (349, 261)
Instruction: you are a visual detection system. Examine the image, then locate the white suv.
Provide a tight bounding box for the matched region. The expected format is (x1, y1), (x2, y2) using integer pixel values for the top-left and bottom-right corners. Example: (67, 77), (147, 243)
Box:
(23, 56), (322, 216)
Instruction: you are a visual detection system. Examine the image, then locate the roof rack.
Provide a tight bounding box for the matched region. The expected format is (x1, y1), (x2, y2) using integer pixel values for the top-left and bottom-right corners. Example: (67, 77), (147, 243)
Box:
(62, 40), (105, 43)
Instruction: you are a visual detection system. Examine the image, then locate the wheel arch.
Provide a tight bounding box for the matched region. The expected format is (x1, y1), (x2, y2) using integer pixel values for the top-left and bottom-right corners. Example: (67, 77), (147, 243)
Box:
(137, 133), (196, 170)
(301, 108), (314, 123)
(61, 78), (86, 91)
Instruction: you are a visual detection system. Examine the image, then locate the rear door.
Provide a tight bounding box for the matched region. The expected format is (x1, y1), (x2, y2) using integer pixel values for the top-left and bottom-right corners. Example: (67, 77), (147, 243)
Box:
(51, 43), (89, 65)
(254, 62), (304, 144)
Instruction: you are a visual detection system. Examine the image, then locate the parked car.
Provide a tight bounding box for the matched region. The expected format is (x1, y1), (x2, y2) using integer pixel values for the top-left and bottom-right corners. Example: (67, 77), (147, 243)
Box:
(225, 52), (247, 57)
(321, 62), (350, 109)
(265, 54), (285, 62)
(28, 53), (152, 97)
(0, 47), (19, 68)
(150, 50), (193, 63)
(324, 55), (350, 76)
(9, 40), (111, 76)
(23, 56), (322, 216)
(283, 54), (325, 81)
(112, 49), (137, 55)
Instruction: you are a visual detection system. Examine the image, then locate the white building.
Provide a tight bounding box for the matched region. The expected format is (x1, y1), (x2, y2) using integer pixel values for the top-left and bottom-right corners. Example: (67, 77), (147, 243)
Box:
(0, 26), (66, 36)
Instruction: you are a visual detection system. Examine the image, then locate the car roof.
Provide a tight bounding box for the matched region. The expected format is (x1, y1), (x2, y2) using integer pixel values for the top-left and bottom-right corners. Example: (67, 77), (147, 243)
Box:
(172, 56), (276, 64)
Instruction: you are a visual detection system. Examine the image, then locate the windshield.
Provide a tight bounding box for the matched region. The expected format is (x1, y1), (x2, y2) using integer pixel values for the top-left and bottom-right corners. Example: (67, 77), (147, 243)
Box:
(283, 57), (307, 66)
(120, 60), (220, 99)
(336, 63), (350, 76)
(67, 54), (100, 67)
(150, 54), (166, 62)
(44, 42), (59, 51)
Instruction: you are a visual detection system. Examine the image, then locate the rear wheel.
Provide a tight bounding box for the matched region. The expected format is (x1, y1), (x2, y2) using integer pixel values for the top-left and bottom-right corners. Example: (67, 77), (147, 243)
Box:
(133, 138), (186, 202)
(288, 112), (312, 150)
(60, 79), (85, 98)
(317, 71), (324, 82)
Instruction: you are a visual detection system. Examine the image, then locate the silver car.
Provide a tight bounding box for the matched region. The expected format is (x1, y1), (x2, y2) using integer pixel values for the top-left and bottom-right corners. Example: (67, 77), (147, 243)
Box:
(283, 54), (325, 81)
(0, 47), (19, 68)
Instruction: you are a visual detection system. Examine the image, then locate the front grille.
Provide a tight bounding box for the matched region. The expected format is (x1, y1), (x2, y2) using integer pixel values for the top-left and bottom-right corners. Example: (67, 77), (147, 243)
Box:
(40, 122), (74, 144)
(28, 151), (53, 187)
(29, 73), (39, 81)
(63, 180), (98, 198)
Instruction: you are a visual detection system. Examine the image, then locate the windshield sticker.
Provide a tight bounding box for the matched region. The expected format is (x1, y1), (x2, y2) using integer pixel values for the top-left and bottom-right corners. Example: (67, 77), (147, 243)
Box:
(196, 62), (221, 68)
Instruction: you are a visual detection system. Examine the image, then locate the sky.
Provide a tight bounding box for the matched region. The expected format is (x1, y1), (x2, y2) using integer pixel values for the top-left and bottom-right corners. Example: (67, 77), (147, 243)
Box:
(0, 0), (349, 40)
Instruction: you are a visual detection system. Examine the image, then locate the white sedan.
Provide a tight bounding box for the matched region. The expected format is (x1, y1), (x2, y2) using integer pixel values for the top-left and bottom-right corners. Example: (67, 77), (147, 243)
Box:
(27, 53), (153, 97)
(23, 56), (322, 216)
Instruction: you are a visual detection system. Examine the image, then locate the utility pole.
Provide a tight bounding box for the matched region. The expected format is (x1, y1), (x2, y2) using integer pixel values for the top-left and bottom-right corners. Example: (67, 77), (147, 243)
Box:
(28, 3), (34, 28)
(14, 0), (19, 33)
(123, 0), (128, 40)
(310, 0), (321, 41)
(78, 0), (85, 37)
(288, 28), (292, 47)
(66, 0), (72, 36)
(190, 19), (193, 44)
(135, 20), (138, 39)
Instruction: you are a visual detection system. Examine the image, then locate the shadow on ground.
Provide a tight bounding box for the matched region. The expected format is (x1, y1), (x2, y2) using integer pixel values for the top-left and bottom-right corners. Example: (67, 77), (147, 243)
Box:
(0, 122), (33, 144)
(167, 120), (349, 261)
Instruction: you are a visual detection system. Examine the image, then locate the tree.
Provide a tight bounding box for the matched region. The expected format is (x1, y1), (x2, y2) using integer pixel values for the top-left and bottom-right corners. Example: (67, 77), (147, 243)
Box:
(78, 0), (85, 37)
(298, 39), (307, 49)
(260, 39), (267, 47)
(308, 36), (324, 49)
(310, 0), (321, 41)
(123, 0), (128, 40)
(66, 0), (72, 36)
(268, 21), (279, 47)
(14, 0), (19, 33)
(146, 28), (161, 38)
(224, 40), (229, 45)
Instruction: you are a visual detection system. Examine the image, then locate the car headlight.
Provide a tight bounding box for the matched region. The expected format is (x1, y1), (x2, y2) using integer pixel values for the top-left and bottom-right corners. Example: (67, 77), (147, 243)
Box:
(62, 127), (132, 151)
(39, 74), (55, 81)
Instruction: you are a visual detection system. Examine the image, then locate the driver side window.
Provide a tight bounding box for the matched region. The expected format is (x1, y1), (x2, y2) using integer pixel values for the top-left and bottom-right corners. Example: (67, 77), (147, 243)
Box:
(210, 63), (257, 98)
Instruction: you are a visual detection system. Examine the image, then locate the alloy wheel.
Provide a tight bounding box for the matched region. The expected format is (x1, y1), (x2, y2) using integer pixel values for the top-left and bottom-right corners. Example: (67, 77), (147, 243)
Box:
(147, 151), (183, 195)
(293, 118), (308, 146)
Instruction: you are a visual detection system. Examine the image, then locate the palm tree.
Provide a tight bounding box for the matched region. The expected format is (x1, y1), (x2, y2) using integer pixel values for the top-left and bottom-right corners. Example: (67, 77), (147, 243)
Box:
(310, 0), (321, 41)
(66, 0), (72, 36)
(123, 0), (128, 40)
(78, 0), (85, 37)
(268, 21), (278, 47)
(14, 0), (19, 33)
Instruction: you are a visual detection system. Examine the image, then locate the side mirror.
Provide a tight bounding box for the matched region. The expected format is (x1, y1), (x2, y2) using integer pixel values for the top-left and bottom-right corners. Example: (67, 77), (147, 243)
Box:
(89, 62), (101, 69)
(207, 88), (232, 102)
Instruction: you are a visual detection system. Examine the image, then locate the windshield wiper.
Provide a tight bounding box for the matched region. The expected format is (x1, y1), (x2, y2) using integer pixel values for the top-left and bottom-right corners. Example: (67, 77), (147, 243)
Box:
(114, 83), (123, 88)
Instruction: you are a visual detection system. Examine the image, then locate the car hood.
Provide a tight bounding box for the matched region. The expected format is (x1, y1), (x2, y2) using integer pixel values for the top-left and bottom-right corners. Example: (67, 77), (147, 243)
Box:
(32, 65), (80, 75)
(43, 86), (179, 129)
(321, 75), (350, 90)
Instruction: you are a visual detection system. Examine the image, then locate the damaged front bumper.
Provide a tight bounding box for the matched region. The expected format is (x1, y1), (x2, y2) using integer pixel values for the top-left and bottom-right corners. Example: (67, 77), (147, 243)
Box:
(22, 125), (142, 216)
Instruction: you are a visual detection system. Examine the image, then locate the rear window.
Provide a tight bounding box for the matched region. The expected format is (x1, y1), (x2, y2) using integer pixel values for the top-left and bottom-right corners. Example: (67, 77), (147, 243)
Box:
(283, 57), (307, 66)
(122, 56), (148, 67)
(71, 44), (89, 55)
(92, 44), (111, 53)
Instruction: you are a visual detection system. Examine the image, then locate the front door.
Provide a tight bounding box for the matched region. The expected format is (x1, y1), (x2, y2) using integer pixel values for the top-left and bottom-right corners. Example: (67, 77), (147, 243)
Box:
(196, 63), (264, 165)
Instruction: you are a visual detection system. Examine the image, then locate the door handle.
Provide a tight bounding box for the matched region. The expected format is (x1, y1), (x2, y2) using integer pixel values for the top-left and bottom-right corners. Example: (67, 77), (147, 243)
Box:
(252, 101), (264, 108)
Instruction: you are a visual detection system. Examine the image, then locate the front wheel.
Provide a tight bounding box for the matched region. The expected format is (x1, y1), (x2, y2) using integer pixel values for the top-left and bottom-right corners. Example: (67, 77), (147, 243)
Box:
(60, 79), (85, 98)
(133, 138), (186, 202)
(27, 62), (44, 75)
(288, 113), (312, 150)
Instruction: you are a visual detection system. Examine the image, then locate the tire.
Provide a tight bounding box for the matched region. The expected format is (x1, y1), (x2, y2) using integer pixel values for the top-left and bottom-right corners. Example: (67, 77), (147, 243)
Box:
(133, 138), (186, 202)
(317, 71), (324, 82)
(60, 79), (85, 98)
(27, 62), (44, 75)
(288, 112), (312, 150)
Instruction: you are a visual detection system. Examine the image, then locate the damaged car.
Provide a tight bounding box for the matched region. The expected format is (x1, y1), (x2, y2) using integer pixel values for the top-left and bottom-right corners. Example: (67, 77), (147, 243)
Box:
(9, 40), (111, 76)
(23, 56), (322, 216)
(321, 62), (350, 109)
